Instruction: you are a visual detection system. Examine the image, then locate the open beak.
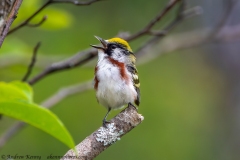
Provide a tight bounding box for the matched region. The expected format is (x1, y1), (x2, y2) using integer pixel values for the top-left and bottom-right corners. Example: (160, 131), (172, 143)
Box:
(90, 36), (108, 50)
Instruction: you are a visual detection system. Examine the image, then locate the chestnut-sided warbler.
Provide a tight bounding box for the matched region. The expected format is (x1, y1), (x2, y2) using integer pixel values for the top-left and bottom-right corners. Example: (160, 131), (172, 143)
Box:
(90, 36), (140, 126)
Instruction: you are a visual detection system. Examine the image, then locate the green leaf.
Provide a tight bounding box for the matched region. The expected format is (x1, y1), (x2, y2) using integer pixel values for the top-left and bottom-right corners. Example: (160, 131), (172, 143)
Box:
(0, 81), (75, 149)
(0, 81), (32, 103)
(0, 101), (75, 149)
(10, 81), (33, 102)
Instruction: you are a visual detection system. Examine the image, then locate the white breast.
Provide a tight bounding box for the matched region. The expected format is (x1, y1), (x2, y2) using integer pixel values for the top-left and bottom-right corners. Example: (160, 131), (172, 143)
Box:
(95, 57), (136, 110)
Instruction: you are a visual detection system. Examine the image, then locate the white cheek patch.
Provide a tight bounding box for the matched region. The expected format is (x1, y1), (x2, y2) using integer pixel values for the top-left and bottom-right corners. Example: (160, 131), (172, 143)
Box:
(111, 48), (126, 63)
(114, 48), (122, 57)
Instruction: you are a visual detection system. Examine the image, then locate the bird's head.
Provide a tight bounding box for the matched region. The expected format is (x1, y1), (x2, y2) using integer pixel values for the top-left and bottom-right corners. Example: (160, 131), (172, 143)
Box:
(90, 36), (136, 64)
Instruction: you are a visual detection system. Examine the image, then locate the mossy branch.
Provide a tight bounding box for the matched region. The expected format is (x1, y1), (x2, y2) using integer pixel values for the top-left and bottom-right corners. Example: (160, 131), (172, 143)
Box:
(62, 104), (144, 160)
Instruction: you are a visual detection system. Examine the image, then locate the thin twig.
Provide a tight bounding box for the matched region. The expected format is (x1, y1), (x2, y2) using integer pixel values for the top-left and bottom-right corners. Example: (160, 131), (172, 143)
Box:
(7, 0), (51, 35)
(0, 81), (93, 150)
(27, 15), (47, 27)
(0, 122), (25, 149)
(22, 42), (41, 82)
(126, 0), (181, 41)
(7, 0), (101, 35)
(135, 1), (200, 57)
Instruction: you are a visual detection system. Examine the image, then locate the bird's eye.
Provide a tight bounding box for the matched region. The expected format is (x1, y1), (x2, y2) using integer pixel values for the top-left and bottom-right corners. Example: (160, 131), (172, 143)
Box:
(110, 45), (116, 50)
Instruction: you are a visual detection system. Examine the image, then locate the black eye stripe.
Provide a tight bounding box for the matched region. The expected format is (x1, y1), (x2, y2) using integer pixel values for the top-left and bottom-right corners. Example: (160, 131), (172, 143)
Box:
(108, 43), (126, 50)
(122, 49), (130, 55)
(110, 44), (116, 49)
(105, 43), (131, 56)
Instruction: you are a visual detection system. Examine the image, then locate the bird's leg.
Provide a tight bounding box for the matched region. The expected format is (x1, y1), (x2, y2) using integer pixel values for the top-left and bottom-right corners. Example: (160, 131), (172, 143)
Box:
(128, 102), (138, 110)
(102, 107), (111, 127)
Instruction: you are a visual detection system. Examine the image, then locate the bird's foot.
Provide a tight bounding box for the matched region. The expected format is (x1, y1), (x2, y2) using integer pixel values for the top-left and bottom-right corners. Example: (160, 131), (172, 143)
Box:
(128, 103), (138, 110)
(102, 119), (111, 128)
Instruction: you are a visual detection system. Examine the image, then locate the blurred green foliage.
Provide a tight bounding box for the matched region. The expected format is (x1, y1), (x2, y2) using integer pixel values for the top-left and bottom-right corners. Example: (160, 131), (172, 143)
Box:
(13, 1), (73, 30)
(0, 81), (75, 149)
(0, 0), (227, 160)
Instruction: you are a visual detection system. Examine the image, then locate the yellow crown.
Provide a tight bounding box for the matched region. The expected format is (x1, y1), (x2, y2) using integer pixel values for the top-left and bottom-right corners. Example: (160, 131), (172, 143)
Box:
(107, 37), (132, 52)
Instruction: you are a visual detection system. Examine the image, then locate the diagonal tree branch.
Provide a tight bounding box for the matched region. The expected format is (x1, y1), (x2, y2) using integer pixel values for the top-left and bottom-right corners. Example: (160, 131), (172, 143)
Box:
(126, 0), (181, 41)
(136, 5), (203, 58)
(41, 80), (93, 107)
(28, 48), (97, 85)
(62, 104), (144, 160)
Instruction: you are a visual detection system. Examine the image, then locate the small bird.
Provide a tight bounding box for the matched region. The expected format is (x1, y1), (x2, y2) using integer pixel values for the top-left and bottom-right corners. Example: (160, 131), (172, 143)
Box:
(90, 36), (140, 127)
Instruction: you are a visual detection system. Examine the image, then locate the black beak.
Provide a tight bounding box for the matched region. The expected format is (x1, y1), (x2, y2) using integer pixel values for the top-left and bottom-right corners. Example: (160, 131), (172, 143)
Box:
(90, 36), (108, 50)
